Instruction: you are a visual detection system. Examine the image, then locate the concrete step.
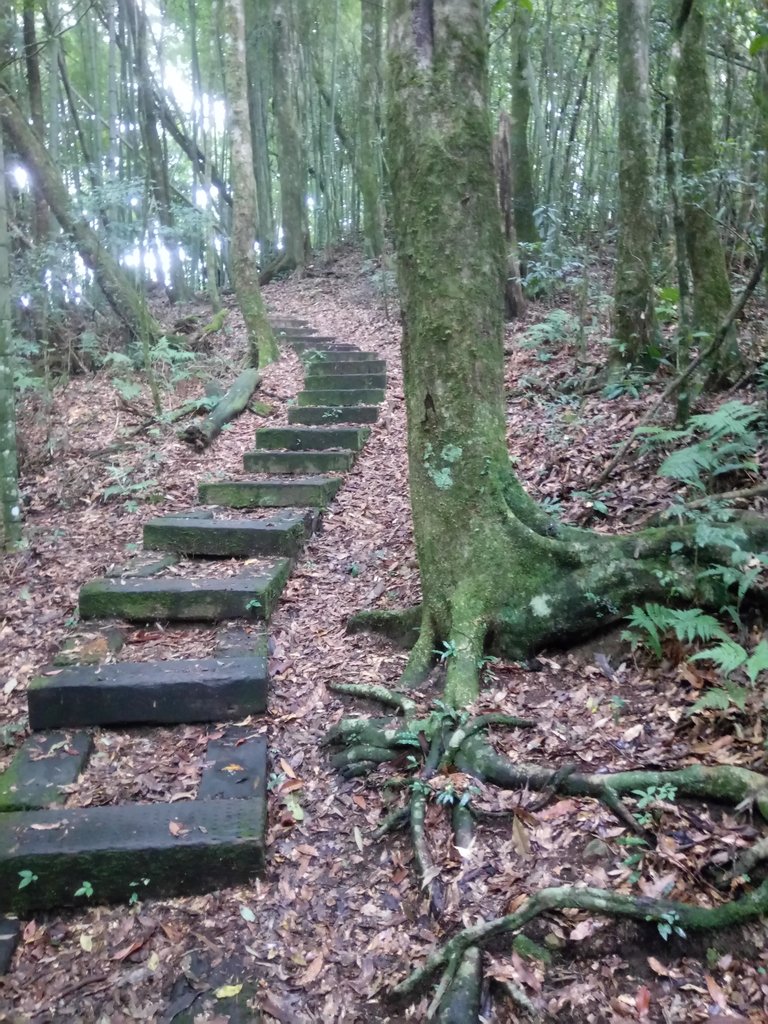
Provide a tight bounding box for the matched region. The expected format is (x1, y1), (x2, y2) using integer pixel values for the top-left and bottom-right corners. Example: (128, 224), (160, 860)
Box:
(199, 476), (343, 509)
(254, 426), (369, 452)
(0, 733), (92, 811)
(267, 316), (310, 329)
(297, 388), (385, 407)
(307, 359), (386, 376)
(304, 373), (386, 391)
(288, 405), (379, 425)
(0, 918), (19, 974)
(301, 350), (379, 363)
(198, 729), (266, 801)
(28, 655), (268, 730)
(243, 449), (355, 474)
(276, 332), (337, 345)
(79, 558), (290, 622)
(0, 797), (266, 913)
(288, 339), (358, 352)
(144, 511), (315, 558)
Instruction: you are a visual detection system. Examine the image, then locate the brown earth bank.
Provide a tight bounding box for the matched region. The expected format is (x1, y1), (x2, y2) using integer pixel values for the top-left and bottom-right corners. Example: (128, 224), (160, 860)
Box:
(1, 245), (768, 1022)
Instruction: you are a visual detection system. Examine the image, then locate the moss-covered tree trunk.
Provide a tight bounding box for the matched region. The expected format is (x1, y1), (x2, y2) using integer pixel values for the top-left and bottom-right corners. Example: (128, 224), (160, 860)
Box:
(222, 0), (277, 367)
(0, 89), (161, 346)
(359, 0), (384, 258)
(274, 0), (307, 273)
(509, 5), (539, 255)
(385, 0), (768, 712)
(0, 122), (22, 550)
(613, 0), (657, 364)
(675, 0), (733, 365)
(244, 0), (275, 258)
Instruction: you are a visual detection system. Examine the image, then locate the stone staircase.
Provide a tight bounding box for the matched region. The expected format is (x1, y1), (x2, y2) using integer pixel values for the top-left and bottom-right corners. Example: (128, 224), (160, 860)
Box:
(0, 319), (385, 948)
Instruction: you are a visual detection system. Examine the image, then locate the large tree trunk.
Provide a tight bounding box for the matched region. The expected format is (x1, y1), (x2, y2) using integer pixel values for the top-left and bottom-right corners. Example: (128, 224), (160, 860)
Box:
(385, 0), (768, 711)
(0, 123), (22, 550)
(244, 0), (275, 259)
(613, 0), (657, 364)
(0, 89), (161, 345)
(675, 0), (734, 373)
(221, 0), (277, 367)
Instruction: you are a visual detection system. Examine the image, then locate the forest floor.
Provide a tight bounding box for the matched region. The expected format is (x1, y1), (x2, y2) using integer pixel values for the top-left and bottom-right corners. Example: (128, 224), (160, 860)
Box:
(1, 245), (768, 1023)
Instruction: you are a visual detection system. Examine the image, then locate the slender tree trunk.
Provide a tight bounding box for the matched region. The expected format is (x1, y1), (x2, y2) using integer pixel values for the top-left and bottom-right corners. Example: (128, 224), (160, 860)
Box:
(244, 0), (275, 257)
(222, 0), (277, 366)
(274, 0), (307, 271)
(494, 111), (525, 319)
(509, 6), (538, 252)
(0, 125), (22, 550)
(0, 89), (161, 344)
(359, 0), (384, 257)
(613, 0), (657, 364)
(675, 0), (734, 371)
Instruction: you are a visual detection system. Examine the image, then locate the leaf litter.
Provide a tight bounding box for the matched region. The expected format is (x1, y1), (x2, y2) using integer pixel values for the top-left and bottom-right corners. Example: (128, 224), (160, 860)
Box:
(1, 249), (768, 1021)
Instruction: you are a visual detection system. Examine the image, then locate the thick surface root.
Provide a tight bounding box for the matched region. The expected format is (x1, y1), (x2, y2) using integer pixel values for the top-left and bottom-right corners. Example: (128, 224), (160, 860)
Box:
(394, 878), (768, 1000)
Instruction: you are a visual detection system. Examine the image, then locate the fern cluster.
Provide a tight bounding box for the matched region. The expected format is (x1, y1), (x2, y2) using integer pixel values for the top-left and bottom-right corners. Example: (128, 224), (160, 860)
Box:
(638, 400), (762, 494)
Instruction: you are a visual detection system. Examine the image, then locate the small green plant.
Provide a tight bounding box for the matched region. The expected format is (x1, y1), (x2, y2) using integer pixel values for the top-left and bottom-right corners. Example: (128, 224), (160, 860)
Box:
(632, 784), (677, 826)
(18, 869), (38, 890)
(651, 909), (686, 941)
(245, 598), (262, 613)
(617, 835), (648, 885)
(520, 309), (578, 350)
(609, 695), (627, 722)
(267, 771), (287, 791)
(432, 640), (457, 663)
(128, 878), (150, 904)
(74, 881), (94, 898)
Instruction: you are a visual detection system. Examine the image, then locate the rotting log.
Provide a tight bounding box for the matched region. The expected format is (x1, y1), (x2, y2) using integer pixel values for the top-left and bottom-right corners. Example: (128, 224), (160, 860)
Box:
(181, 368), (260, 450)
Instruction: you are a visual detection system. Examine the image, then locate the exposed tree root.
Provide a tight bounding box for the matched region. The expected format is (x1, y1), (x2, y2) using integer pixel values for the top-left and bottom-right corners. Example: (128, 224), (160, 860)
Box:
(327, 681), (768, 1016)
(393, 877), (768, 1006)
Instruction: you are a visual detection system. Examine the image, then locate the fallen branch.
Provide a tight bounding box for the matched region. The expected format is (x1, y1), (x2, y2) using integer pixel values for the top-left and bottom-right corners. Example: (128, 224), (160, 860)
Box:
(180, 367), (260, 450)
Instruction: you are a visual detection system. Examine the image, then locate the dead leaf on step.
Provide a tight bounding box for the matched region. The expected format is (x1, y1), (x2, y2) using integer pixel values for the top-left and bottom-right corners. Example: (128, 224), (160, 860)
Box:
(169, 820), (189, 837)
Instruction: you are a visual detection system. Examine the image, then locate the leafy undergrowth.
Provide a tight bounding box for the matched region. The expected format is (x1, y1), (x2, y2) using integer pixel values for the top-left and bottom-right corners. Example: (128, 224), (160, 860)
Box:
(0, 248), (767, 1022)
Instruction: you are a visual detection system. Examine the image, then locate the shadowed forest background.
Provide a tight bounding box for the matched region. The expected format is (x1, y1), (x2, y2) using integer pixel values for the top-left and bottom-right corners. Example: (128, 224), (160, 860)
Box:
(1, 0), (768, 1021)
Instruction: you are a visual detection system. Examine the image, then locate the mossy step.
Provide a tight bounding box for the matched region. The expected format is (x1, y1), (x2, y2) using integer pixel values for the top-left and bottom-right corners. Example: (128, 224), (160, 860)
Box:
(301, 350), (378, 363)
(289, 339), (358, 352)
(277, 333), (337, 345)
(28, 656), (268, 730)
(199, 476), (343, 509)
(267, 316), (310, 328)
(254, 426), (370, 451)
(243, 450), (355, 474)
(0, 917), (20, 974)
(288, 405), (379, 425)
(308, 359), (386, 376)
(144, 511), (313, 558)
(79, 558), (290, 622)
(0, 733), (92, 811)
(297, 388), (385, 407)
(304, 373), (386, 391)
(0, 798), (266, 913)
(198, 730), (266, 801)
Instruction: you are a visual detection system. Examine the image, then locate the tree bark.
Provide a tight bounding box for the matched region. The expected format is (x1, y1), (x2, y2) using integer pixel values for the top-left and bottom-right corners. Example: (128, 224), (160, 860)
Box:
(0, 89), (161, 345)
(509, 5), (539, 254)
(359, 0), (384, 258)
(274, 0), (307, 272)
(0, 122), (22, 549)
(385, 0), (768, 711)
(613, 0), (657, 364)
(221, 0), (277, 367)
(675, 0), (733, 365)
